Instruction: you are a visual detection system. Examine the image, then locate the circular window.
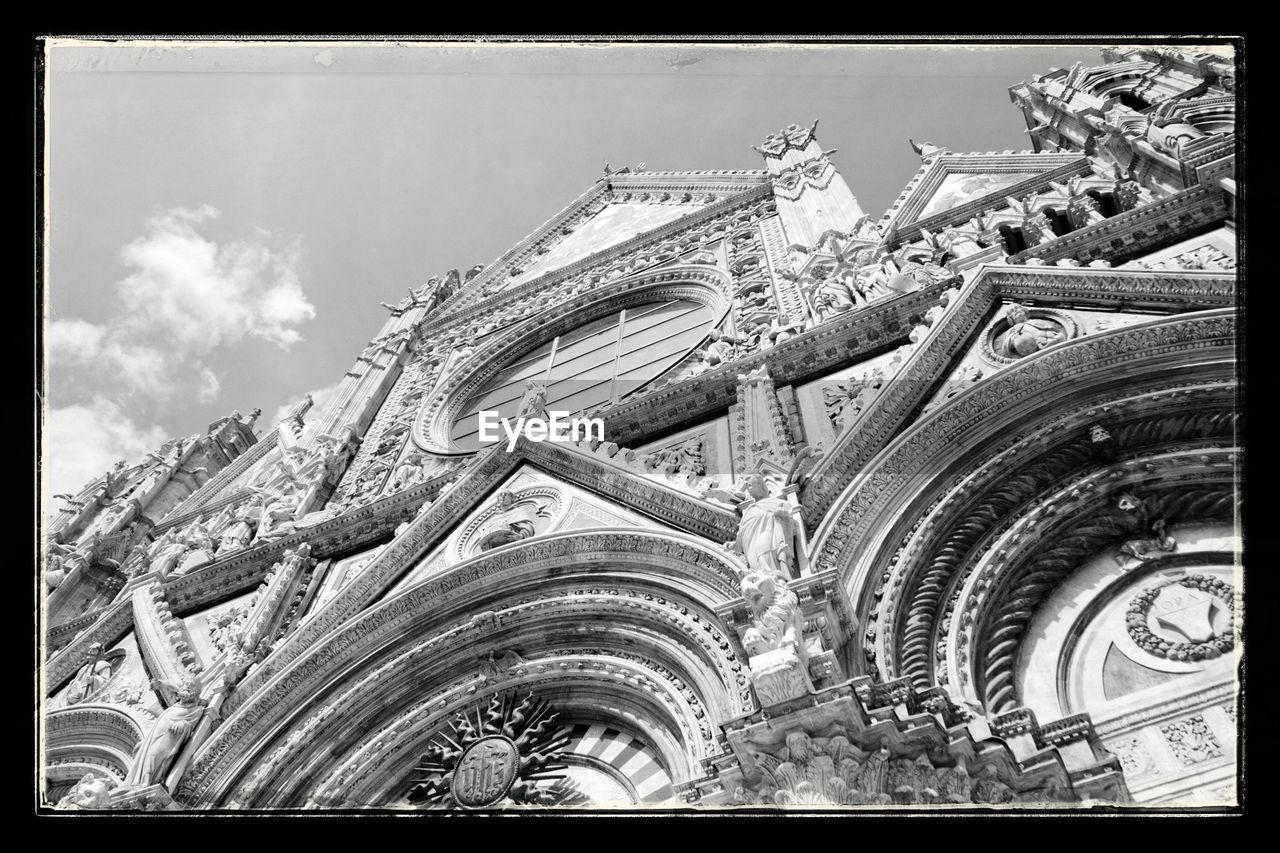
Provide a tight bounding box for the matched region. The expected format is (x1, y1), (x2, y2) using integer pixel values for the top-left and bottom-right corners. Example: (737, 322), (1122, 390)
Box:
(449, 299), (716, 450)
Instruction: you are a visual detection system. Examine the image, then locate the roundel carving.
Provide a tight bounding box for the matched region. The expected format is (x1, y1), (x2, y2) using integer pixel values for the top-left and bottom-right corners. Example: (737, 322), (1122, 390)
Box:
(982, 305), (1079, 365)
(452, 735), (521, 808)
(457, 486), (563, 558)
(1126, 574), (1235, 662)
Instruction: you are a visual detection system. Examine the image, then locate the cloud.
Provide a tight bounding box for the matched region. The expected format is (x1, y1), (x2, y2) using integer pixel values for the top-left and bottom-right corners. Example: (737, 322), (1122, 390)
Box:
(47, 318), (105, 363)
(44, 206), (319, 506)
(48, 205), (317, 401)
(115, 205), (316, 355)
(196, 367), (222, 404)
(43, 399), (168, 500)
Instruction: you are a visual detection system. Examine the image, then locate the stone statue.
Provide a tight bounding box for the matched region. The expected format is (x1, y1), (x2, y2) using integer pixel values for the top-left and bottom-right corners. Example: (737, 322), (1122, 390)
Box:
(123, 677), (206, 789)
(767, 317), (806, 347)
(54, 773), (117, 810)
(719, 472), (802, 581)
(998, 304), (1066, 357)
(62, 642), (119, 706)
(811, 273), (861, 319)
(390, 452), (427, 491)
(145, 529), (191, 577)
(475, 491), (549, 552)
(173, 522), (217, 576)
(698, 330), (745, 369)
(215, 499), (262, 557)
(45, 541), (89, 590)
(256, 485), (302, 543)
(739, 569), (805, 659)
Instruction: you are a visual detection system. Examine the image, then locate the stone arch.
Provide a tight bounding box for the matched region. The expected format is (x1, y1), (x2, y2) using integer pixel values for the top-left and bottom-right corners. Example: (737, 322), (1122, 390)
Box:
(413, 265), (734, 455)
(308, 651), (720, 809)
(808, 310), (1236, 692)
(43, 704), (146, 785)
(947, 455), (1236, 712)
(177, 528), (749, 807)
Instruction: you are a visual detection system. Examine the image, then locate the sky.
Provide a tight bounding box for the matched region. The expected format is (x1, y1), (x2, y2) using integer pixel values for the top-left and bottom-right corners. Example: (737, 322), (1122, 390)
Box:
(42, 39), (1117, 500)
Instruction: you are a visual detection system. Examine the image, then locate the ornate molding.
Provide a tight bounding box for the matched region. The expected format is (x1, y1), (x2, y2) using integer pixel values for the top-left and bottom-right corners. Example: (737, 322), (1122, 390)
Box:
(802, 268), (1235, 527)
(809, 309), (1234, 620)
(180, 530), (746, 804)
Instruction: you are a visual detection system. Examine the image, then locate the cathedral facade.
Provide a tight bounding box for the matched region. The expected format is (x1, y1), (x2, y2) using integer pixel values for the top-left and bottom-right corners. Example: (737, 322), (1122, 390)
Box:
(40, 46), (1240, 812)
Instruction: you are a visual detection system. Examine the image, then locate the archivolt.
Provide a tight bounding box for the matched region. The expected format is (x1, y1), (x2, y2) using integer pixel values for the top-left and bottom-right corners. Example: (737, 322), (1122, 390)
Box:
(810, 310), (1234, 615)
(178, 528), (746, 807)
(894, 409), (1237, 691)
(44, 704), (146, 783)
(969, 477), (1235, 712)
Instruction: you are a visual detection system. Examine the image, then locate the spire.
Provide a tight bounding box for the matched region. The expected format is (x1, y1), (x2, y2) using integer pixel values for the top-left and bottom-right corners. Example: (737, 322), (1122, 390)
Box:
(756, 120), (865, 249)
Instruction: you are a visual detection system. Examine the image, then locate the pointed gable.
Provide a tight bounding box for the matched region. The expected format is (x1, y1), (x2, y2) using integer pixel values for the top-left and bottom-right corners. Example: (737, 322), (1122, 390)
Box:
(445, 169), (770, 313)
(879, 150), (1091, 245)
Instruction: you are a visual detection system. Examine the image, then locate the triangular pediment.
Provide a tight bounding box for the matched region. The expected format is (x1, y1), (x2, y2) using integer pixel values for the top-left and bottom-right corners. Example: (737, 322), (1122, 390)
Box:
(880, 151), (1091, 241)
(445, 170), (770, 313)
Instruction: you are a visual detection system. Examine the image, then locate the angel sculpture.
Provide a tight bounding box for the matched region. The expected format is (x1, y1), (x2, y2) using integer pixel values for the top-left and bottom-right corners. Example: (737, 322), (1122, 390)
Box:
(702, 470), (803, 582)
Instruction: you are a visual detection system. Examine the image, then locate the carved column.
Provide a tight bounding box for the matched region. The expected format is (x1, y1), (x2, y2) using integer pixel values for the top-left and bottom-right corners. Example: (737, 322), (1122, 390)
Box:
(730, 366), (794, 475)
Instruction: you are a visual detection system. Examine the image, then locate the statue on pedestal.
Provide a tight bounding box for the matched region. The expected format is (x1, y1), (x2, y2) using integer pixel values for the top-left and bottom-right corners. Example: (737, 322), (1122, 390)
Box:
(706, 472), (803, 581)
(123, 677), (206, 789)
(145, 529), (191, 577)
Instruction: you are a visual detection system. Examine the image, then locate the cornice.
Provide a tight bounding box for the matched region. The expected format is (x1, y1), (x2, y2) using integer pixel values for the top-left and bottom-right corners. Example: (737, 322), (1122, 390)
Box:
(426, 184), (773, 331)
(596, 282), (951, 448)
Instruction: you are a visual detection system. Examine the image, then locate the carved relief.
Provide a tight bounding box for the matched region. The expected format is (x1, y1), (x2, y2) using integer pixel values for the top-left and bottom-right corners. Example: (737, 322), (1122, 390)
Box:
(985, 304), (1077, 363)
(1110, 736), (1160, 780)
(404, 692), (586, 809)
(1127, 575), (1235, 662)
(1160, 715), (1224, 766)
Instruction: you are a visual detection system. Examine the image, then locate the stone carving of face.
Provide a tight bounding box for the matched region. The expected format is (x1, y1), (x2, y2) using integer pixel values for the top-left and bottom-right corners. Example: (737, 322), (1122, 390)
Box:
(743, 473), (771, 501)
(785, 731), (813, 763)
(741, 571), (776, 613)
(176, 680), (201, 705)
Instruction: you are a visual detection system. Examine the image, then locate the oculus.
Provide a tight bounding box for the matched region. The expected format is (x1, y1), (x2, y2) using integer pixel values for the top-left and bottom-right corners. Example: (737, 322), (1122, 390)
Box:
(450, 299), (715, 450)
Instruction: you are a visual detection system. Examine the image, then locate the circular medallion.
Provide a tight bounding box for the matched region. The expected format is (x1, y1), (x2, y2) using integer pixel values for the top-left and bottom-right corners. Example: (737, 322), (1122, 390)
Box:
(452, 735), (520, 809)
(1126, 574), (1235, 662)
(982, 306), (1078, 365)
